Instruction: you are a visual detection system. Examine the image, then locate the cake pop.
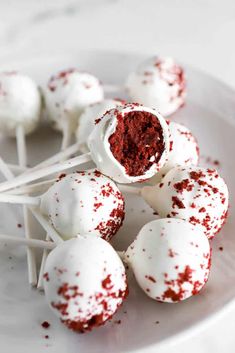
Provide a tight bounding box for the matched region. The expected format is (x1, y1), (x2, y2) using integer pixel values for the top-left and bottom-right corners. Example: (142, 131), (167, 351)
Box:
(125, 218), (211, 302)
(44, 69), (104, 150)
(0, 74), (41, 286)
(142, 166), (229, 239)
(0, 170), (125, 241)
(43, 235), (128, 332)
(0, 104), (169, 192)
(126, 57), (186, 116)
(150, 120), (199, 183)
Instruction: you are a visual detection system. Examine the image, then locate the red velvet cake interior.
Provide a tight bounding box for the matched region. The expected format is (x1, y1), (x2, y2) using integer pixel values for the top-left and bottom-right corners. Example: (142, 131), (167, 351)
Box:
(108, 111), (165, 176)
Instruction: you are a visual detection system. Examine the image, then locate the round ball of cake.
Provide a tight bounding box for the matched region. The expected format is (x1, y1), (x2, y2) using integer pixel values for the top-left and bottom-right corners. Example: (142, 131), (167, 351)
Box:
(44, 69), (104, 132)
(43, 235), (128, 332)
(76, 99), (125, 153)
(0, 71), (41, 136)
(142, 166), (229, 239)
(126, 57), (186, 116)
(40, 170), (125, 241)
(125, 218), (211, 303)
(150, 120), (199, 183)
(88, 103), (170, 183)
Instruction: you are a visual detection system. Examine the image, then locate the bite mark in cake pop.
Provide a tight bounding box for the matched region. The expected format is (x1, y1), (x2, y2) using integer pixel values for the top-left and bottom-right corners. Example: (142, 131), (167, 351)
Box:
(109, 110), (165, 177)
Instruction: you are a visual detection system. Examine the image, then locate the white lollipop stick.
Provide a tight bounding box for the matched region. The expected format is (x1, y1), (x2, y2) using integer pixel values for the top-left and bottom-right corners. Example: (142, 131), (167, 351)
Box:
(26, 141), (80, 172)
(0, 157), (15, 181)
(29, 207), (63, 245)
(23, 207), (38, 285)
(16, 124), (38, 286)
(61, 119), (72, 151)
(6, 178), (56, 195)
(0, 192), (63, 244)
(4, 178), (141, 198)
(37, 233), (50, 290)
(0, 193), (39, 205)
(0, 153), (38, 286)
(7, 163), (28, 175)
(4, 179), (142, 197)
(0, 152), (92, 193)
(0, 232), (125, 259)
(16, 125), (27, 167)
(0, 233), (55, 250)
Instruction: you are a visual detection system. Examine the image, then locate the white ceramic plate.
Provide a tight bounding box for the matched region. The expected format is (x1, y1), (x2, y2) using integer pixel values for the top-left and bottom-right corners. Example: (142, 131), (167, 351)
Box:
(0, 50), (234, 353)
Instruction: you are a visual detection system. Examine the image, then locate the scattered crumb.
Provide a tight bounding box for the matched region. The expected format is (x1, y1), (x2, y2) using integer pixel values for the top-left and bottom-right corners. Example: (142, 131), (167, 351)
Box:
(114, 320), (121, 325)
(41, 321), (50, 329)
(155, 321), (160, 324)
(201, 156), (221, 168)
(219, 246), (223, 251)
(17, 223), (22, 228)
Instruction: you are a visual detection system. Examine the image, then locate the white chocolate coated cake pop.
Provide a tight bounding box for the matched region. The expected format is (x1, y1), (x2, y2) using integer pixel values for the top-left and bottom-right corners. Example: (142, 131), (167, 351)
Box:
(125, 218), (211, 303)
(0, 104), (170, 192)
(76, 99), (125, 153)
(142, 166), (229, 239)
(44, 69), (104, 132)
(0, 72), (41, 136)
(88, 103), (170, 183)
(40, 170), (125, 241)
(150, 120), (199, 183)
(43, 236), (128, 332)
(126, 57), (186, 116)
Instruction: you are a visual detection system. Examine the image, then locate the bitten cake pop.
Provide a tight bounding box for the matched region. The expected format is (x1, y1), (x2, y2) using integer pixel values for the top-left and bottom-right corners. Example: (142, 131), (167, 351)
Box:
(125, 218), (211, 303)
(150, 120), (199, 183)
(142, 166), (229, 239)
(0, 104), (170, 192)
(88, 103), (169, 183)
(43, 235), (128, 332)
(126, 57), (186, 116)
(40, 170), (125, 240)
(76, 99), (125, 153)
(0, 170), (125, 241)
(44, 68), (104, 150)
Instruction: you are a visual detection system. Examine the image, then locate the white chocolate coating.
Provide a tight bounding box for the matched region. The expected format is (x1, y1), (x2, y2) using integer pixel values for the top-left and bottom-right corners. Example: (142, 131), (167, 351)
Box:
(43, 236), (127, 332)
(44, 69), (104, 132)
(40, 170), (125, 241)
(88, 104), (169, 183)
(126, 57), (186, 116)
(0, 72), (41, 136)
(126, 218), (211, 303)
(150, 120), (199, 183)
(76, 99), (125, 153)
(142, 166), (229, 239)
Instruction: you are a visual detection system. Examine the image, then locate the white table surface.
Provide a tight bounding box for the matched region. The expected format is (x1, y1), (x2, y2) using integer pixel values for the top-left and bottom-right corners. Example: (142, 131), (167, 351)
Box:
(0, 0), (235, 352)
